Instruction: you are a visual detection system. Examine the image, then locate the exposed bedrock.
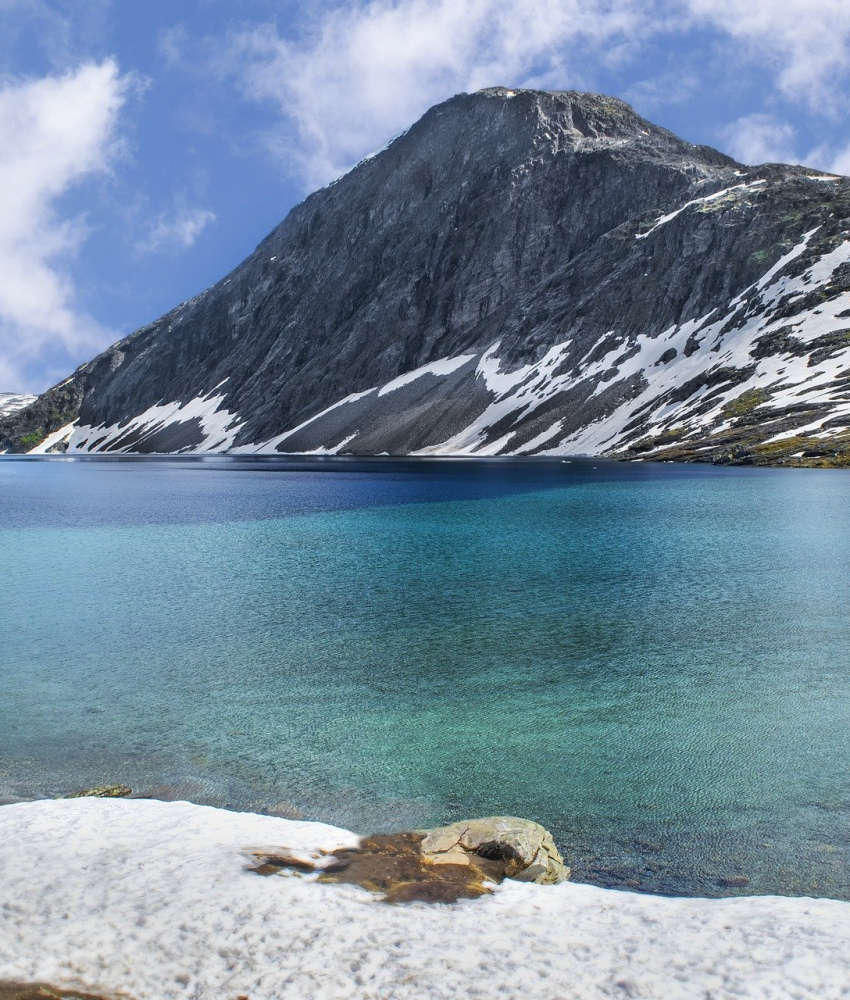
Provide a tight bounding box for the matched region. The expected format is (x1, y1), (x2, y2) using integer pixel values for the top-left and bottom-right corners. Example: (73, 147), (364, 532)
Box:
(420, 816), (568, 885)
(4, 88), (850, 465)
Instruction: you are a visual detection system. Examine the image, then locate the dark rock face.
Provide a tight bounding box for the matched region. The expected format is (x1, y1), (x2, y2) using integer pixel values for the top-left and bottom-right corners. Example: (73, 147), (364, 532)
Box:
(4, 87), (850, 465)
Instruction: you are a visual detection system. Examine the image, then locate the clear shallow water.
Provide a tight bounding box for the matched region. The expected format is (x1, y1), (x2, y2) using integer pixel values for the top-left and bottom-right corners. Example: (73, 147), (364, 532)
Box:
(2, 455), (850, 899)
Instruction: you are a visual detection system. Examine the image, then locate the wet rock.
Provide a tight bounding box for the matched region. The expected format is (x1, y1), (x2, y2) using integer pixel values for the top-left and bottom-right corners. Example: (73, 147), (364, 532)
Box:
(250, 853), (321, 876)
(252, 816), (569, 903)
(715, 875), (751, 889)
(420, 816), (569, 885)
(0, 983), (110, 1000)
(263, 800), (306, 820)
(252, 831), (493, 904)
(128, 784), (179, 801)
(64, 784), (132, 799)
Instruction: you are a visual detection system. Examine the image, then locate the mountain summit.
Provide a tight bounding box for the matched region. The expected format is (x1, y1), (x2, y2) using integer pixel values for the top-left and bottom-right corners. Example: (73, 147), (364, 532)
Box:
(6, 88), (850, 465)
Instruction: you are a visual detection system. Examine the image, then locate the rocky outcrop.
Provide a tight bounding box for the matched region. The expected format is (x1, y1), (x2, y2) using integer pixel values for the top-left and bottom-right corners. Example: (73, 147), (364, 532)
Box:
(5, 88), (850, 465)
(252, 815), (568, 903)
(420, 816), (568, 884)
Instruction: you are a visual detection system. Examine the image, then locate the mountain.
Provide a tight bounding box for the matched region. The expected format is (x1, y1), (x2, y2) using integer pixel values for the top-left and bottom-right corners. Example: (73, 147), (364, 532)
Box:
(4, 87), (850, 465)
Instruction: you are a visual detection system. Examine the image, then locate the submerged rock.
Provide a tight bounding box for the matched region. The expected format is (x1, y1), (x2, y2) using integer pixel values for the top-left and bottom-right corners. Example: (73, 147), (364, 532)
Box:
(64, 784), (132, 799)
(420, 816), (569, 885)
(716, 875), (751, 889)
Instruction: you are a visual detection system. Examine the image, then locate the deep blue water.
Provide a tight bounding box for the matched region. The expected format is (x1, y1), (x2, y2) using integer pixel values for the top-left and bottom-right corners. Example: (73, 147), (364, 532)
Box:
(2, 455), (850, 899)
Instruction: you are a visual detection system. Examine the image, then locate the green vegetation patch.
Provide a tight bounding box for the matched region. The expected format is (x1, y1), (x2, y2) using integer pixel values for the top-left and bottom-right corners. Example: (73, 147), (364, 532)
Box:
(723, 388), (772, 417)
(17, 432), (45, 449)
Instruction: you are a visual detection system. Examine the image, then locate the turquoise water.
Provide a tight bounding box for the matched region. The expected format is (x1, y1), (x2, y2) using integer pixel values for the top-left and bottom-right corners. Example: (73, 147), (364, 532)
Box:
(2, 456), (850, 899)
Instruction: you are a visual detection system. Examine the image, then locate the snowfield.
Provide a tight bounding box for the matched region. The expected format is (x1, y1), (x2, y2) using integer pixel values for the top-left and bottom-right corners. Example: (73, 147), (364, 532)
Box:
(0, 798), (848, 1000)
(0, 393), (37, 419)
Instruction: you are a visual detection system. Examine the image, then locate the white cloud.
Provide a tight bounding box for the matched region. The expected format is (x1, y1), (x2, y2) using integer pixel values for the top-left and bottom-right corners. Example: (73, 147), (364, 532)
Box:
(226, 0), (666, 188)
(687, 0), (850, 110)
(625, 69), (701, 112)
(821, 144), (850, 178)
(794, 139), (850, 178)
(719, 115), (850, 178)
(0, 60), (130, 391)
(218, 0), (850, 190)
(719, 113), (799, 166)
(137, 205), (217, 254)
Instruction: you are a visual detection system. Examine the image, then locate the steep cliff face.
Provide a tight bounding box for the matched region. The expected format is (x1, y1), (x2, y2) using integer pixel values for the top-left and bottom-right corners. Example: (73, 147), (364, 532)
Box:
(5, 87), (850, 465)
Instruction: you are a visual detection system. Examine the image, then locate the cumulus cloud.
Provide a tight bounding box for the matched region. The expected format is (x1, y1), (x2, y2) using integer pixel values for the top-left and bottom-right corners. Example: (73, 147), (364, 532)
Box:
(226, 0), (666, 188)
(0, 60), (130, 391)
(218, 0), (850, 189)
(137, 205), (217, 254)
(719, 114), (799, 166)
(688, 0), (850, 110)
(719, 115), (850, 178)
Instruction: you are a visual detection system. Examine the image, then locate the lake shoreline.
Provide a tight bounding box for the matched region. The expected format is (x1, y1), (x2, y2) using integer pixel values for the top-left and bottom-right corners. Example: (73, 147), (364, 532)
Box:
(4, 457), (850, 901)
(1, 797), (848, 1000)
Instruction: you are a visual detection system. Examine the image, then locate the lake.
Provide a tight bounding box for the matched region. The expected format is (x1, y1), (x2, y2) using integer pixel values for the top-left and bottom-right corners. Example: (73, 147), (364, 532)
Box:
(1, 455), (849, 898)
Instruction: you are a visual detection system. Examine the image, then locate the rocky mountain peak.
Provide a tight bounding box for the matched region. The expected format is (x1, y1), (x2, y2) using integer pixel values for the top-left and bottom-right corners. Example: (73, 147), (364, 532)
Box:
(477, 86), (663, 139)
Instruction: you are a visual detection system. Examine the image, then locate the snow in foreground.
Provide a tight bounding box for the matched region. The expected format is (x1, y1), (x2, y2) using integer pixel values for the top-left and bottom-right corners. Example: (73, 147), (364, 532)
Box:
(0, 799), (848, 1000)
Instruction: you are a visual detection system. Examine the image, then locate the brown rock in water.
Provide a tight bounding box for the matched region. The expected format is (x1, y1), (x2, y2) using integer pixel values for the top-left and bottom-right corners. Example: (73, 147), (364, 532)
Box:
(0, 982), (112, 1000)
(251, 816), (569, 903)
(320, 832), (492, 903)
(420, 817), (569, 885)
(716, 875), (751, 889)
(64, 785), (132, 799)
(263, 800), (305, 820)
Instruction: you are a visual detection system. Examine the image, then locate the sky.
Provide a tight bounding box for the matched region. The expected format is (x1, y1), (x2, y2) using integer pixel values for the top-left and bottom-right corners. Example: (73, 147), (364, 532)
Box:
(3, 0), (850, 393)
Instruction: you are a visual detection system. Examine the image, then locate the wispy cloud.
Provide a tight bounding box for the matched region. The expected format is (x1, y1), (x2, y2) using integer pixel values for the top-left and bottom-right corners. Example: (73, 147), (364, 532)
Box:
(688, 0), (850, 111)
(719, 115), (850, 178)
(0, 59), (132, 391)
(0, 0), (114, 72)
(137, 205), (217, 254)
(224, 0), (664, 189)
(818, 143), (850, 178)
(719, 114), (799, 166)
(625, 69), (701, 112)
(215, 0), (850, 189)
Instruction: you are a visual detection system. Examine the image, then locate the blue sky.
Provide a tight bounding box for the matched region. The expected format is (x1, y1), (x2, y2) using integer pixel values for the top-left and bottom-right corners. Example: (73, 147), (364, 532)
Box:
(3, 0), (850, 392)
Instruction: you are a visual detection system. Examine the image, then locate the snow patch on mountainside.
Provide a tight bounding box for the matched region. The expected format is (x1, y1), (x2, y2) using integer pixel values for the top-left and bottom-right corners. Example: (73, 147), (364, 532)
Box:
(1, 798), (848, 1000)
(0, 392), (37, 418)
(69, 386), (242, 454)
(50, 222), (850, 460)
(27, 421), (77, 454)
(417, 226), (850, 458)
(562, 228), (850, 455)
(377, 353), (477, 396)
(636, 180), (766, 240)
(230, 389), (379, 455)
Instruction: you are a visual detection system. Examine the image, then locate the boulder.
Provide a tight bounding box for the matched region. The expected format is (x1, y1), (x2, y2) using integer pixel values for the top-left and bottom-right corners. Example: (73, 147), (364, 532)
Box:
(420, 816), (568, 885)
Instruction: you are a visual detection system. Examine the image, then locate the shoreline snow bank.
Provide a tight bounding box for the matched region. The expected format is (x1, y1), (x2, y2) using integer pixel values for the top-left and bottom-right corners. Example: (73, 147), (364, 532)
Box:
(0, 799), (848, 1000)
